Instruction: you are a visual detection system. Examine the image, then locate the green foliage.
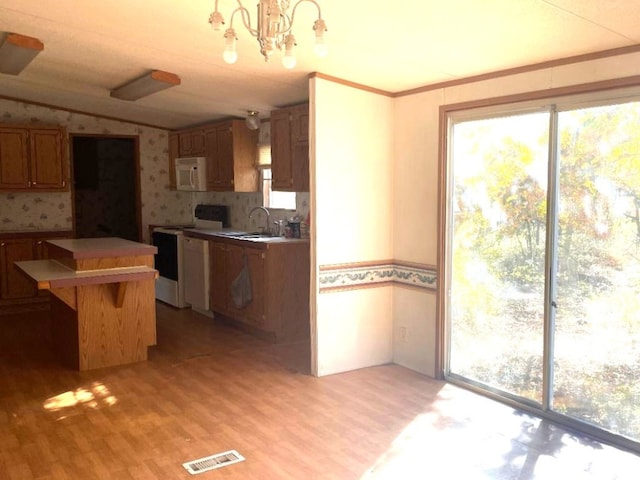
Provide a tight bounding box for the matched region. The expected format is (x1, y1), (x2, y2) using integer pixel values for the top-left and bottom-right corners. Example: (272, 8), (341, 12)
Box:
(451, 101), (640, 440)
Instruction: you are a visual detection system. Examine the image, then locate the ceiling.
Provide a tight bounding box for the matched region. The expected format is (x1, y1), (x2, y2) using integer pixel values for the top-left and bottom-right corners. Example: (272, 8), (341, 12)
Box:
(1, 0), (640, 130)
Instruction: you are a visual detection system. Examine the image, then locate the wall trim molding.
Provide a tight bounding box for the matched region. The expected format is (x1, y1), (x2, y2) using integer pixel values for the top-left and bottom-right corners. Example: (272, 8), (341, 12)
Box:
(311, 43), (640, 99)
(309, 72), (394, 97)
(396, 43), (640, 97)
(319, 260), (437, 293)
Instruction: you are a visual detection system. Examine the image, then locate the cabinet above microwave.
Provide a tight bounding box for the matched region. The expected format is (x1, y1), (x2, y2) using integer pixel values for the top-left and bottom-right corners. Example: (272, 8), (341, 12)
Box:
(169, 120), (258, 193)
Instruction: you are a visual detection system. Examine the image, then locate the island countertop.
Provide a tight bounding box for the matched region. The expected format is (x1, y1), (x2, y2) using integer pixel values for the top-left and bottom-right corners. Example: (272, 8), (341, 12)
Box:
(15, 260), (157, 290)
(14, 236), (159, 371)
(47, 237), (157, 259)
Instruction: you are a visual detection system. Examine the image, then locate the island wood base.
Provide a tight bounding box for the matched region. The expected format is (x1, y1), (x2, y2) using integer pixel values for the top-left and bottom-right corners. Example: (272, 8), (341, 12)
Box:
(50, 278), (156, 370)
(16, 237), (158, 371)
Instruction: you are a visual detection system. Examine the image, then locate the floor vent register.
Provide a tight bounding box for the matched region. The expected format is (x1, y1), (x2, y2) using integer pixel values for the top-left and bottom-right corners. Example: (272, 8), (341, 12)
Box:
(183, 450), (245, 475)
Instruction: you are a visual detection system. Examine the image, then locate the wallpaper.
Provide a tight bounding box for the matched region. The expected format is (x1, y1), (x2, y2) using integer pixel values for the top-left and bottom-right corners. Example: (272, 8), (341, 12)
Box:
(0, 99), (310, 241)
(0, 98), (193, 239)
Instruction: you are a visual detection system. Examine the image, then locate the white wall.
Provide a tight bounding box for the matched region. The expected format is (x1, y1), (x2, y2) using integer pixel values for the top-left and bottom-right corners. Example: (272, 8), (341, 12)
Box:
(311, 76), (394, 376)
(391, 49), (640, 378)
(391, 90), (442, 377)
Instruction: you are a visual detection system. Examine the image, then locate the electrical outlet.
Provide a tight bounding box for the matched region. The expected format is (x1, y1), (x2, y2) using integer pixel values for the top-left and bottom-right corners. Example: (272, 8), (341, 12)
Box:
(399, 326), (408, 343)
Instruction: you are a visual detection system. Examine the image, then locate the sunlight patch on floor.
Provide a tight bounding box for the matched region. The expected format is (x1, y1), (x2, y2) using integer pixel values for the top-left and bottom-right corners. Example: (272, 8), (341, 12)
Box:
(43, 382), (117, 414)
(360, 386), (561, 480)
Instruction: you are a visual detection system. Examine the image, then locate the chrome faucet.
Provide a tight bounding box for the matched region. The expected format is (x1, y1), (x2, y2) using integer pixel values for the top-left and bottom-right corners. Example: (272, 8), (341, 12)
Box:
(248, 206), (270, 233)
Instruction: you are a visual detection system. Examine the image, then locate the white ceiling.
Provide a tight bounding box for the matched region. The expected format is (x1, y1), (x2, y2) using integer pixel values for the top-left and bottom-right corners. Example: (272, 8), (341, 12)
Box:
(1, 0), (639, 130)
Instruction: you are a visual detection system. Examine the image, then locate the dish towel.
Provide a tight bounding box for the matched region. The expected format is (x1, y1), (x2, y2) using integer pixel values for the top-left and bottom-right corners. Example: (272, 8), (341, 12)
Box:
(231, 254), (253, 308)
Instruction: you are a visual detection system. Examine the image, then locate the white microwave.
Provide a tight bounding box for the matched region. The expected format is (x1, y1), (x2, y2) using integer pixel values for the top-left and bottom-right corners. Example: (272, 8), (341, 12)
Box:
(175, 157), (207, 191)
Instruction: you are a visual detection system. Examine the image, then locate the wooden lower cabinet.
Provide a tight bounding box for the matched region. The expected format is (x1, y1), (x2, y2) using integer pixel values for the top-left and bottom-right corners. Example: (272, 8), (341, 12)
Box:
(209, 240), (229, 313)
(225, 244), (265, 326)
(208, 238), (309, 342)
(0, 238), (36, 300)
(0, 231), (72, 310)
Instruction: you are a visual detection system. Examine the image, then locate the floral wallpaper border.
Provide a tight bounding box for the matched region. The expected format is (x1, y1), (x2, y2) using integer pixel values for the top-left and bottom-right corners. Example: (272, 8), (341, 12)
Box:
(319, 261), (437, 292)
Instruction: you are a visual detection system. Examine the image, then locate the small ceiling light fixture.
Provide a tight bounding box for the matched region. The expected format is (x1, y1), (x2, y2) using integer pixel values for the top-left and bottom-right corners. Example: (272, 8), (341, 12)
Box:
(110, 70), (181, 101)
(0, 33), (44, 75)
(209, 0), (327, 69)
(245, 110), (261, 130)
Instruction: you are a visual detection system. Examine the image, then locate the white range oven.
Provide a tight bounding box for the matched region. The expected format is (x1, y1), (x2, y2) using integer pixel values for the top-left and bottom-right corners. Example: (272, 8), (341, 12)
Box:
(152, 226), (190, 308)
(152, 204), (229, 309)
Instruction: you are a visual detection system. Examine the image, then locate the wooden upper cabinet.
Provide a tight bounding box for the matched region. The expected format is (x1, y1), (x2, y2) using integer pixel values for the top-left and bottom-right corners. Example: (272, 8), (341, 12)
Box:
(291, 103), (309, 144)
(270, 103), (309, 192)
(29, 129), (66, 189)
(214, 124), (234, 188)
(204, 125), (228, 189)
(0, 128), (30, 189)
(178, 129), (205, 156)
(0, 125), (68, 192)
(204, 120), (258, 192)
(168, 132), (179, 189)
(270, 109), (293, 191)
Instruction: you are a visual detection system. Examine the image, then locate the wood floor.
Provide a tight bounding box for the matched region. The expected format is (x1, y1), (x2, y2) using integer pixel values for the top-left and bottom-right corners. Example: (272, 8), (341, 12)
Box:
(1, 302), (639, 479)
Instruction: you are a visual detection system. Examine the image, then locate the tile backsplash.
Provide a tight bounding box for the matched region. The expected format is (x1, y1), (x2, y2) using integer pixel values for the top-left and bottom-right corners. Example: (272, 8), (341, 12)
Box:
(192, 191), (310, 232)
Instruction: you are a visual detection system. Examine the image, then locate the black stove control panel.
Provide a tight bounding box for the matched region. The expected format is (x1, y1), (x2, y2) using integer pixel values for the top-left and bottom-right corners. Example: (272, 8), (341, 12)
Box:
(194, 204), (230, 227)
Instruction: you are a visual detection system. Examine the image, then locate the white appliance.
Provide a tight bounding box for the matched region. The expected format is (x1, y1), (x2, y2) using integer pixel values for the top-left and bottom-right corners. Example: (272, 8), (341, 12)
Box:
(153, 226), (190, 308)
(153, 205), (229, 311)
(175, 156), (207, 191)
(184, 236), (211, 317)
(182, 204), (230, 317)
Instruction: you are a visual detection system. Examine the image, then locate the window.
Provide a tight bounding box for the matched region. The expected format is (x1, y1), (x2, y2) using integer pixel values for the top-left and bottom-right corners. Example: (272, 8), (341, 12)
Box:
(257, 143), (296, 210)
(261, 168), (296, 210)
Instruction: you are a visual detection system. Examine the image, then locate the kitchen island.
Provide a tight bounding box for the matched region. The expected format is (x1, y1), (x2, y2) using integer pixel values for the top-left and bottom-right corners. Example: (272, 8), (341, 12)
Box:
(16, 237), (158, 370)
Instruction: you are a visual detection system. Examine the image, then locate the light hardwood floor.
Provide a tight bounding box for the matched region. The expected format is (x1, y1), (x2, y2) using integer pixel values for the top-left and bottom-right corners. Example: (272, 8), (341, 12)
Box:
(1, 302), (639, 479)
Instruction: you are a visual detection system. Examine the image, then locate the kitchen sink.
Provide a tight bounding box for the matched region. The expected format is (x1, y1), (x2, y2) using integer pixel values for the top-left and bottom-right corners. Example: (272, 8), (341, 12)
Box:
(214, 231), (276, 239)
(234, 232), (275, 238)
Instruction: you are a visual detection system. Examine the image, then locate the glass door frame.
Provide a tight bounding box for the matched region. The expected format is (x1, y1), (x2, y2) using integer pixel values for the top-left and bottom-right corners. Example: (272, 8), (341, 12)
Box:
(439, 86), (640, 454)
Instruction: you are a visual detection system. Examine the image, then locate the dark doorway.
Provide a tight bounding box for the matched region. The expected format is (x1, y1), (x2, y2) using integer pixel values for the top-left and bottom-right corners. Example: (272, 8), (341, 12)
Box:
(71, 135), (141, 242)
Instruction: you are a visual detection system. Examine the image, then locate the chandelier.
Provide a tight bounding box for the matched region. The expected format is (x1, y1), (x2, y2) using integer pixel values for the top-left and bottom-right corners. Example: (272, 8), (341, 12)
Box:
(209, 0), (327, 69)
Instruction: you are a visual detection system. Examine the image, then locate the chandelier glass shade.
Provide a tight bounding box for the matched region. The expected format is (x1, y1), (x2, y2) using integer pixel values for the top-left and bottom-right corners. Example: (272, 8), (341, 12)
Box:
(209, 0), (327, 69)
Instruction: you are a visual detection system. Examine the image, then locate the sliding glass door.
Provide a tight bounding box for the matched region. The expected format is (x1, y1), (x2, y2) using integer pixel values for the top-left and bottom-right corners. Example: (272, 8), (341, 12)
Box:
(448, 111), (550, 405)
(446, 95), (640, 448)
(553, 103), (640, 440)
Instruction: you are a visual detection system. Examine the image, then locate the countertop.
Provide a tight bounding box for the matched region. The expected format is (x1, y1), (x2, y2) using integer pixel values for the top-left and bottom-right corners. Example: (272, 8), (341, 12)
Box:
(184, 228), (309, 245)
(15, 260), (157, 289)
(46, 237), (157, 259)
